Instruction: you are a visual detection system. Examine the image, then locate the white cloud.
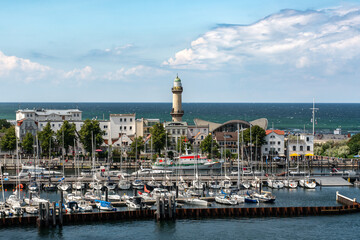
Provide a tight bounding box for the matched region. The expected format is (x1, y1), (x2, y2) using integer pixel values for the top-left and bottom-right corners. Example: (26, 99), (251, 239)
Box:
(87, 44), (133, 57)
(0, 51), (50, 82)
(163, 6), (360, 74)
(103, 65), (169, 81)
(64, 66), (93, 80)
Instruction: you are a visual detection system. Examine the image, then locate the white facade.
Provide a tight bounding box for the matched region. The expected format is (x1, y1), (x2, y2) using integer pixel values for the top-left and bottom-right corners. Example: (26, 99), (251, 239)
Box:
(261, 130), (285, 157)
(16, 109), (82, 122)
(102, 114), (136, 149)
(287, 133), (314, 158)
(164, 121), (188, 151)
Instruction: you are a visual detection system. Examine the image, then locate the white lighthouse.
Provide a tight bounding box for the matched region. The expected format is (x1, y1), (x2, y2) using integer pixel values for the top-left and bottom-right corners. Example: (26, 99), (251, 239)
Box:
(170, 75), (184, 122)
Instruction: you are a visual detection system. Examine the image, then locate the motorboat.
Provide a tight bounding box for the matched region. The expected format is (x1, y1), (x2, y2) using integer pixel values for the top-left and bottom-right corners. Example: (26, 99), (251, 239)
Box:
(220, 179), (233, 189)
(43, 183), (57, 191)
(137, 191), (153, 201)
(19, 165), (62, 178)
(28, 181), (39, 191)
(284, 179), (298, 189)
(244, 195), (259, 203)
(89, 181), (103, 190)
(10, 203), (24, 216)
(183, 197), (210, 206)
(65, 201), (81, 213)
(72, 181), (85, 190)
(299, 178), (316, 189)
(25, 206), (38, 214)
(101, 191), (121, 202)
(104, 181), (117, 190)
(65, 192), (82, 203)
(252, 191), (276, 203)
(192, 179), (204, 190)
(78, 200), (93, 212)
(24, 194), (48, 206)
(215, 195), (237, 205)
(147, 180), (161, 190)
(132, 179), (144, 189)
(151, 188), (172, 198)
(230, 194), (245, 204)
(126, 196), (150, 209)
(95, 200), (116, 211)
(267, 179), (284, 189)
(208, 180), (221, 189)
(118, 179), (131, 190)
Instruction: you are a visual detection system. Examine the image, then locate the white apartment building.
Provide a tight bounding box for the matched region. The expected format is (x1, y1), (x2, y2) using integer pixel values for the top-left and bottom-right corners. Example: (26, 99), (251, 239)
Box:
(261, 130), (285, 157)
(104, 114), (136, 149)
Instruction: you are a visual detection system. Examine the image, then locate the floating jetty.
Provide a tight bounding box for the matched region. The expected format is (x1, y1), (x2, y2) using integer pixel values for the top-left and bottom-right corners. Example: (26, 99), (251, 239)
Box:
(0, 192), (359, 227)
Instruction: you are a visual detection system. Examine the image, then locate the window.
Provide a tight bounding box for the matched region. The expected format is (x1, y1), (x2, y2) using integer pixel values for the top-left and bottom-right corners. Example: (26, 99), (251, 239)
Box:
(307, 146), (310, 151)
(190, 129), (193, 133)
(104, 125), (108, 129)
(130, 126), (132, 130)
(300, 146), (303, 151)
(278, 141), (281, 145)
(120, 118), (122, 122)
(201, 136), (204, 140)
(52, 124), (55, 127)
(59, 124), (61, 127)
(182, 130), (185, 135)
(278, 148), (280, 151)
(130, 118), (132, 122)
(124, 118), (127, 122)
(293, 146), (296, 151)
(124, 126), (127, 130)
(203, 129), (206, 132)
(177, 129), (180, 134)
(306, 137), (309, 142)
(265, 148), (268, 151)
(120, 126), (122, 130)
(172, 129), (175, 134)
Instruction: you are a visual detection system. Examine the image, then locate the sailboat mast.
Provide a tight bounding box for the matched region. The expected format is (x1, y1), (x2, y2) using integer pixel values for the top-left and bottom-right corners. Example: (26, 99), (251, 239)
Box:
(237, 123), (240, 189)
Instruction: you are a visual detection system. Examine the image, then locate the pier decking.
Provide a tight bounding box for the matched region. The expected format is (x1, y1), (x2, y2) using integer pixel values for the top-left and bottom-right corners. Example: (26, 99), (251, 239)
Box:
(315, 177), (353, 186)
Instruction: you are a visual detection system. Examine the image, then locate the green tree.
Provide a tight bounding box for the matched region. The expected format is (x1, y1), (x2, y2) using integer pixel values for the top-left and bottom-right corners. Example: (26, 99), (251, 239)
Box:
(176, 136), (191, 153)
(21, 132), (34, 154)
(129, 136), (144, 159)
(0, 126), (16, 153)
(56, 121), (76, 155)
(0, 119), (11, 132)
(149, 123), (170, 154)
(200, 134), (220, 158)
(347, 133), (360, 155)
(38, 122), (55, 157)
(79, 119), (104, 153)
(243, 125), (266, 146)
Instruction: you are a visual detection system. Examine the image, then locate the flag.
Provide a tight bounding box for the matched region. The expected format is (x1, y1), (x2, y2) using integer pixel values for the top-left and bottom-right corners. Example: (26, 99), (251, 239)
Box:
(144, 185), (150, 193)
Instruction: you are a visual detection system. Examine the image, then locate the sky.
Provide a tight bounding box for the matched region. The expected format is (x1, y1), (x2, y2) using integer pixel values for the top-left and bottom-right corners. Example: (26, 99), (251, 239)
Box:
(1, 0), (360, 103)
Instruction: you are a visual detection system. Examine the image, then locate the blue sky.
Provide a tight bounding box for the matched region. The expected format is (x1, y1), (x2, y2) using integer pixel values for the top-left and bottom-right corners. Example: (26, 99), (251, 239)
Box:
(0, 0), (360, 102)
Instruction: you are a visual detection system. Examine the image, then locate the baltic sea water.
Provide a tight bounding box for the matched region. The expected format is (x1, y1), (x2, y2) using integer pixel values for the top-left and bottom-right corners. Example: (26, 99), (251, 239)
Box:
(1, 102), (360, 132)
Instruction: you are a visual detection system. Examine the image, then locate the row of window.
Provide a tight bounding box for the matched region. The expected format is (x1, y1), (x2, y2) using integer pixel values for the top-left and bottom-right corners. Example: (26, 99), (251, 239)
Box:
(264, 148), (281, 152)
(120, 126), (132, 131)
(265, 141), (281, 145)
(167, 129), (186, 135)
(189, 128), (207, 133)
(119, 118), (133, 122)
(293, 146), (311, 151)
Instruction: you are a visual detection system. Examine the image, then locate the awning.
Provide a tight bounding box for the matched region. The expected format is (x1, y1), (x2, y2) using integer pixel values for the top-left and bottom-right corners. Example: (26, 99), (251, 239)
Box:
(290, 153), (300, 157)
(305, 153), (314, 156)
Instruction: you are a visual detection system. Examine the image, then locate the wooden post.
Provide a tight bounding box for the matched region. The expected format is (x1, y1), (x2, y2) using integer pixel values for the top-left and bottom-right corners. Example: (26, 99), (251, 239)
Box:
(156, 197), (160, 221)
(105, 188), (108, 202)
(52, 202), (56, 227)
(58, 200), (63, 226)
(161, 197), (165, 220)
(168, 197), (172, 219)
(45, 202), (49, 227)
